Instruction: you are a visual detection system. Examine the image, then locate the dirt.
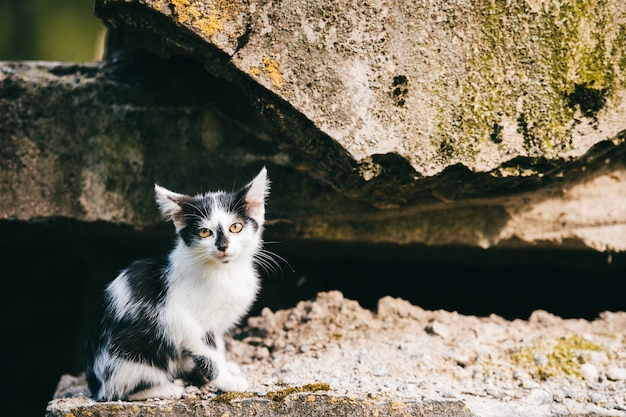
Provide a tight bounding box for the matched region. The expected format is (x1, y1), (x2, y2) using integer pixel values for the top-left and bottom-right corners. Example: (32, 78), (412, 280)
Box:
(227, 291), (626, 416)
(51, 291), (626, 416)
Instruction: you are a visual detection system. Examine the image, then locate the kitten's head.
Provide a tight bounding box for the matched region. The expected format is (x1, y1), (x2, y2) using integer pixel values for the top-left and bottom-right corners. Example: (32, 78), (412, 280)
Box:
(154, 168), (269, 264)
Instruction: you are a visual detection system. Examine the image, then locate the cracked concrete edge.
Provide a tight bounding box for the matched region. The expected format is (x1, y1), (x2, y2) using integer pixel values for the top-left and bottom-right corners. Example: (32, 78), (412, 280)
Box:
(45, 384), (624, 417)
(46, 390), (472, 417)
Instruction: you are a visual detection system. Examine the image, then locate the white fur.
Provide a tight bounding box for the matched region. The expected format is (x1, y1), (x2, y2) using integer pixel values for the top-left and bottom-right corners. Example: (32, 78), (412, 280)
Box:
(106, 272), (139, 321)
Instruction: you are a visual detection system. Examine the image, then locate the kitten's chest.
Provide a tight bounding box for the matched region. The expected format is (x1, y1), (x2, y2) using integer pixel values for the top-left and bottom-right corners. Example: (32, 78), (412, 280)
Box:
(168, 263), (258, 333)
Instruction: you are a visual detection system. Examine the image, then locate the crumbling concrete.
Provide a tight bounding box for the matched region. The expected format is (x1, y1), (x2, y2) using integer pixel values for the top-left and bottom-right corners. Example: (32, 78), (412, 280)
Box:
(46, 291), (626, 417)
(2, 60), (626, 251)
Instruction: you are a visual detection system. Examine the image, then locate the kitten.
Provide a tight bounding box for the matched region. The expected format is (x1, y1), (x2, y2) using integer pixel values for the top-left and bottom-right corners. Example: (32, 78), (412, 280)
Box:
(85, 168), (269, 401)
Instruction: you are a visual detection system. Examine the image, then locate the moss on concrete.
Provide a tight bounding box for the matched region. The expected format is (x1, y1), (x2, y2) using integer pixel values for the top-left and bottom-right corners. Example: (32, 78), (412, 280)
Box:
(441, 0), (626, 160)
(511, 334), (603, 381)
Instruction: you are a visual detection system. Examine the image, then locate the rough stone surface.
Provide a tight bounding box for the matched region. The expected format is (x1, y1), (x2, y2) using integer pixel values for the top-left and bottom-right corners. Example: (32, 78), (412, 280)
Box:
(47, 291), (626, 417)
(2, 60), (626, 251)
(95, 0), (626, 177)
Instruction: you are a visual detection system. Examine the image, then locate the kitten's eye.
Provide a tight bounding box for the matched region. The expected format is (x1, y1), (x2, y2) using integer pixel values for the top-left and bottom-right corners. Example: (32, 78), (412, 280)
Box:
(198, 228), (213, 238)
(229, 223), (243, 233)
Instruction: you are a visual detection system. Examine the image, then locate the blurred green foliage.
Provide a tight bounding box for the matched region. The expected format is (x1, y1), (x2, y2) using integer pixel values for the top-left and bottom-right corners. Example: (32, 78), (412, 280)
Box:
(0, 0), (105, 61)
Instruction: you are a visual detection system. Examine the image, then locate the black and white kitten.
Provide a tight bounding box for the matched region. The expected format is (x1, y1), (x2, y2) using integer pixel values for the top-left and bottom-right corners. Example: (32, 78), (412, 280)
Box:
(86, 168), (269, 401)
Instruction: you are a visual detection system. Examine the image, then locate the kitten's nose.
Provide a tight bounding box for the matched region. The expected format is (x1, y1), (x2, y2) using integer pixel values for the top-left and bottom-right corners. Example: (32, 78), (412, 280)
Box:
(215, 231), (229, 252)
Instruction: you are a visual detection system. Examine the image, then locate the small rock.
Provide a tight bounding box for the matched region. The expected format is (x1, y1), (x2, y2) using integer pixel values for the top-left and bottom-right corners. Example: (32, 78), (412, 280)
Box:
(512, 370), (527, 380)
(553, 391), (565, 403)
(371, 366), (388, 377)
(579, 363), (599, 381)
(606, 367), (626, 381)
(484, 385), (500, 397)
(254, 346), (271, 360)
(588, 350), (609, 366)
(534, 353), (548, 367)
(425, 321), (451, 338)
(439, 386), (458, 398)
(357, 353), (370, 364)
(564, 389), (587, 403)
(400, 384), (416, 392)
(283, 312), (299, 330)
(590, 393), (607, 405)
(526, 389), (552, 405)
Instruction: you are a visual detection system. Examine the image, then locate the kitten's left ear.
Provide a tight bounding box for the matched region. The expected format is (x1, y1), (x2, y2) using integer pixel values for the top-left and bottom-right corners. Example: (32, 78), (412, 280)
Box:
(244, 167), (270, 223)
(154, 184), (188, 230)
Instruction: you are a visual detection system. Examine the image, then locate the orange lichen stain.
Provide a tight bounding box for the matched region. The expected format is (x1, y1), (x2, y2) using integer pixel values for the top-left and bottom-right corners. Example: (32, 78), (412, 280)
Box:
(261, 56), (284, 89)
(171, 0), (192, 23)
(169, 0), (241, 38)
(249, 67), (261, 77)
(391, 401), (406, 410)
(249, 56), (285, 89)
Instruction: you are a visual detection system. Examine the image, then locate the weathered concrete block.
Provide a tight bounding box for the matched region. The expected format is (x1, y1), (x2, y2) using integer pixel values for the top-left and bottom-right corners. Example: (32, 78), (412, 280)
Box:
(95, 0), (626, 176)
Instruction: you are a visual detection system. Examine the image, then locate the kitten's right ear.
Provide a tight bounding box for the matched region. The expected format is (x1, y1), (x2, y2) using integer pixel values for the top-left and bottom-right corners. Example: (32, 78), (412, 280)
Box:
(154, 184), (187, 229)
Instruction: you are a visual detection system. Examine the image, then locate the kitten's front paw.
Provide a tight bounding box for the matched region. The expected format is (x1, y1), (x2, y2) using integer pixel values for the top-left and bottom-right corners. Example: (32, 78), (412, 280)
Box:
(225, 361), (243, 376)
(127, 380), (185, 400)
(214, 373), (249, 392)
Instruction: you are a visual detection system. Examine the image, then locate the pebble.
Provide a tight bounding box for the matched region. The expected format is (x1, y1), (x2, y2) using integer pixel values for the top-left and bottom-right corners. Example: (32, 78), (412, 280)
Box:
(283, 312), (299, 330)
(590, 393), (607, 405)
(426, 321), (451, 339)
(526, 389), (552, 405)
(357, 353), (370, 364)
(400, 383), (416, 392)
(371, 366), (388, 377)
(563, 389), (587, 403)
(606, 367), (626, 381)
(512, 370), (539, 388)
(534, 354), (548, 367)
(579, 363), (599, 381)
(254, 347), (270, 360)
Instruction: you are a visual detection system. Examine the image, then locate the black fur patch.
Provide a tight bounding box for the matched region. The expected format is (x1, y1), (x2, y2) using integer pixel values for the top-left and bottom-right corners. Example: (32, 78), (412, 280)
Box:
(125, 258), (169, 304)
(125, 380), (155, 400)
(85, 257), (179, 397)
(230, 188), (259, 232)
(178, 201), (206, 247)
(192, 354), (217, 381)
(203, 331), (217, 349)
(215, 226), (229, 252)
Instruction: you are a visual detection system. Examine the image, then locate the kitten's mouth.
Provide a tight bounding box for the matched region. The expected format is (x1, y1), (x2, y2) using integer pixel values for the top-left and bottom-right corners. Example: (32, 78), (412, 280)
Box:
(218, 253), (232, 263)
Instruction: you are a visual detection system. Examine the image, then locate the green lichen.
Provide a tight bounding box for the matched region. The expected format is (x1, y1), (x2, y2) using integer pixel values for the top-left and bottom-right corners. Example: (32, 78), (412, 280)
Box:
(212, 383), (331, 404)
(266, 383), (331, 402)
(212, 391), (257, 403)
(437, 0), (626, 161)
(511, 335), (602, 381)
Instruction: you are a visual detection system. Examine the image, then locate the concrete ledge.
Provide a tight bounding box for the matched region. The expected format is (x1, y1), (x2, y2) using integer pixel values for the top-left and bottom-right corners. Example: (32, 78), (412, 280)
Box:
(48, 385), (471, 417)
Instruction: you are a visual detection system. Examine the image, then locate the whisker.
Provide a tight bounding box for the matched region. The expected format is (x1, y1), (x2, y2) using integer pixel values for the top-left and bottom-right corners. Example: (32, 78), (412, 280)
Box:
(253, 246), (294, 279)
(261, 249), (294, 273)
